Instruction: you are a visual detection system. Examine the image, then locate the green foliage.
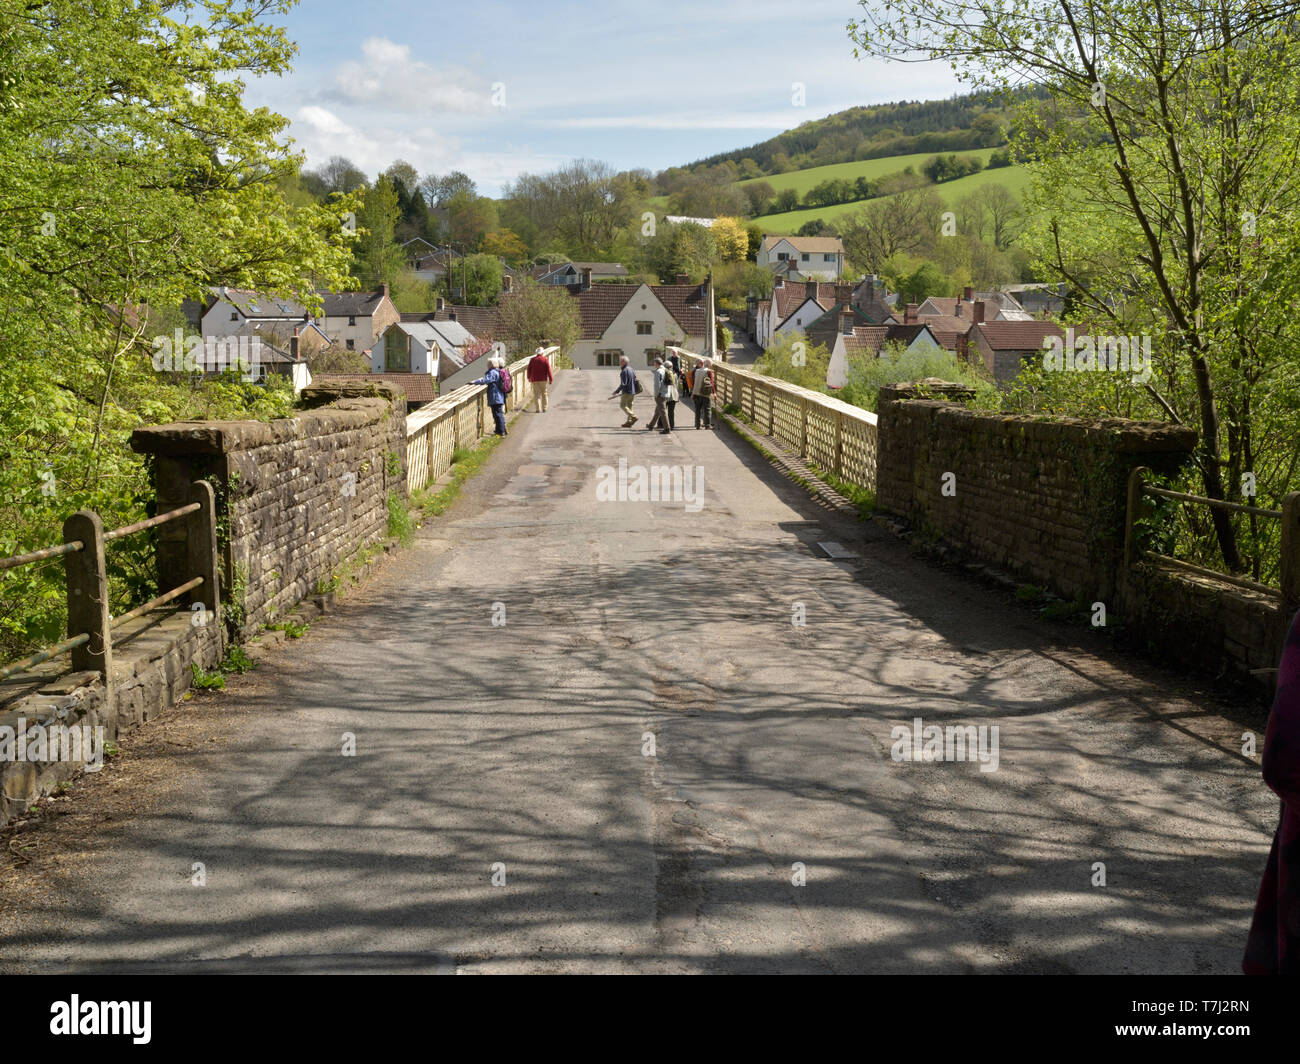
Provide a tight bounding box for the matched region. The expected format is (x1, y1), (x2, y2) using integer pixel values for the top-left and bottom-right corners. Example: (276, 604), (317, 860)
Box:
(220, 645), (257, 675)
(497, 277), (580, 357)
(270, 618), (310, 639)
(755, 333), (832, 391)
(191, 663), (226, 690)
(458, 253), (504, 306)
(0, 0), (356, 662)
(387, 491), (415, 547)
(836, 343), (996, 413)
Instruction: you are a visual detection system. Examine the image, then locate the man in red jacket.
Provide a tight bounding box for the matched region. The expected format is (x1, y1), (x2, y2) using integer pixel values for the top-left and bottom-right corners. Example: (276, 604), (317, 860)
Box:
(526, 346), (555, 412)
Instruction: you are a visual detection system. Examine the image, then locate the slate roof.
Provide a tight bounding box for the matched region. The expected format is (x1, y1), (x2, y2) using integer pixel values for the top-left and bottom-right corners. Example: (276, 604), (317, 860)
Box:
(843, 323), (934, 357)
(318, 289), (389, 317)
(214, 288), (308, 319)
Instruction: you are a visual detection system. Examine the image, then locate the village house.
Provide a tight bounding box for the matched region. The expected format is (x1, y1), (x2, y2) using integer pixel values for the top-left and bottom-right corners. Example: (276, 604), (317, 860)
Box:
(538, 261), (630, 286)
(754, 275), (897, 349)
(370, 315), (486, 386)
(756, 235), (845, 281)
(968, 320), (1067, 384)
(563, 270), (713, 369)
(315, 285), (400, 353)
(804, 307), (945, 389)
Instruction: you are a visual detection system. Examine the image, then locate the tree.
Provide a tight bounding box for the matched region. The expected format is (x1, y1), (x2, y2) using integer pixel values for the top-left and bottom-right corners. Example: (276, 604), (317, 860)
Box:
(851, 0), (1300, 569)
(898, 263), (948, 303)
(969, 184), (1021, 250)
(420, 170), (476, 208)
(773, 188), (801, 213)
(710, 217), (749, 263)
(743, 181), (777, 217)
(458, 253), (504, 306)
(383, 160), (419, 196)
(0, 0), (356, 656)
(314, 155), (368, 194)
(445, 190), (498, 250)
(504, 160), (643, 257)
(797, 219), (837, 237)
(481, 229), (529, 265)
(497, 278), (581, 357)
(839, 187), (944, 273)
(354, 176), (405, 286)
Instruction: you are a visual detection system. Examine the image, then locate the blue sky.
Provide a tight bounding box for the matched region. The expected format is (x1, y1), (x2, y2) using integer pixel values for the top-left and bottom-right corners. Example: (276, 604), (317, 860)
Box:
(244, 0), (963, 195)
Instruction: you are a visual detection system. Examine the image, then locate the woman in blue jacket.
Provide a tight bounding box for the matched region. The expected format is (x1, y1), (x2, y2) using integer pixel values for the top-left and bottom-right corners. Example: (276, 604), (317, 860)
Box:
(472, 357), (508, 437)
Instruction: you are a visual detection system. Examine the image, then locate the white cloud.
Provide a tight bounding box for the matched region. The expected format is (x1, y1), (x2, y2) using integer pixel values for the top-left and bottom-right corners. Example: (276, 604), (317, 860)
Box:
(329, 37), (495, 114)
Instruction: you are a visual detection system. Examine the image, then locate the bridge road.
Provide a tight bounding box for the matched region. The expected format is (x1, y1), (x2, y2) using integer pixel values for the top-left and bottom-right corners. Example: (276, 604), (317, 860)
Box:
(0, 368), (1279, 974)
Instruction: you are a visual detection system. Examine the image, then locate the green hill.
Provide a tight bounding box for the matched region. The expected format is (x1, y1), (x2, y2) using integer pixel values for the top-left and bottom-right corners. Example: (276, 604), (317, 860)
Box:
(752, 164), (1032, 234)
(737, 147), (1001, 197)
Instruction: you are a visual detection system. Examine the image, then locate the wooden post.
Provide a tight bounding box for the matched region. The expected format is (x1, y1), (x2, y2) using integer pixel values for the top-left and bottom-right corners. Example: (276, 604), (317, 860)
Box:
(834, 412), (843, 475)
(1281, 492), (1300, 617)
(800, 397), (809, 458)
(187, 480), (220, 626)
(767, 382), (775, 437)
(1123, 466), (1149, 571)
(63, 509), (112, 680)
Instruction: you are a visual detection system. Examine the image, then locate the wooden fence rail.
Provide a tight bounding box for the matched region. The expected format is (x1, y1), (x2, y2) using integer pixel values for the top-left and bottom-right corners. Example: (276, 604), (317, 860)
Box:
(672, 348), (879, 493)
(0, 481), (220, 685)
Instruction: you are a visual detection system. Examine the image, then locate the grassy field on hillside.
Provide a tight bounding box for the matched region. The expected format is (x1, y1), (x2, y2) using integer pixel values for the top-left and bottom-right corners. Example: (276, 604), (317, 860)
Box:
(736, 147), (1000, 196)
(751, 164), (1033, 234)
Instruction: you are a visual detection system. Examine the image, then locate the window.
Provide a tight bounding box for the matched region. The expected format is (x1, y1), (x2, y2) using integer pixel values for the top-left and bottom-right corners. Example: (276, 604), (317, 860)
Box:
(776, 252), (788, 261)
(824, 253), (836, 262)
(384, 329), (410, 372)
(346, 339), (355, 351)
(801, 253), (810, 262)
(348, 315), (357, 326)
(230, 312), (239, 321)
(596, 350), (623, 367)
(646, 349), (660, 367)
(636, 321), (652, 335)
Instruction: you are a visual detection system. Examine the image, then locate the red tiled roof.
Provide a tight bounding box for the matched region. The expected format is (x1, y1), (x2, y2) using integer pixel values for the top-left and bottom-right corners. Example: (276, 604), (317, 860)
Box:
(572, 282), (710, 340)
(975, 320), (1066, 351)
(313, 372), (438, 403)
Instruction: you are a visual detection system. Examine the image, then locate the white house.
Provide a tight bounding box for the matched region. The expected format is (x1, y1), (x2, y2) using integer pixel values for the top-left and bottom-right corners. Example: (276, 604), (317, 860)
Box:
(538, 261), (629, 286)
(566, 277), (714, 370)
(372, 318), (479, 383)
(756, 235), (845, 281)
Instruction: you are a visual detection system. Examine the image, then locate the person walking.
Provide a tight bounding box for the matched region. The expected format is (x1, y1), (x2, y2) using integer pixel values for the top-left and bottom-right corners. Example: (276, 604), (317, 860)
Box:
(691, 356), (716, 430)
(526, 346), (554, 412)
(1244, 607), (1300, 974)
(647, 356), (677, 435)
(609, 355), (638, 427)
(471, 356), (509, 437)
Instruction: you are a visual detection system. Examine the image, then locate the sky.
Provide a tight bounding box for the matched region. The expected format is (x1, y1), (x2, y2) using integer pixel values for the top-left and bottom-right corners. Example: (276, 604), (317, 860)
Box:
(243, 0), (965, 196)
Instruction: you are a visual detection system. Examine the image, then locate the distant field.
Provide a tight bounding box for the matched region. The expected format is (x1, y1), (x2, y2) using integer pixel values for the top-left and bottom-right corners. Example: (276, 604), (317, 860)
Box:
(751, 164), (1033, 234)
(737, 148), (1001, 197)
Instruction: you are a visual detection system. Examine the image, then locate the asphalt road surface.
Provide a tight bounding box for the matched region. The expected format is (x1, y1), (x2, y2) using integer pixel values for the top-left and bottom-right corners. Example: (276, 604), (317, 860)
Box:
(0, 369), (1278, 974)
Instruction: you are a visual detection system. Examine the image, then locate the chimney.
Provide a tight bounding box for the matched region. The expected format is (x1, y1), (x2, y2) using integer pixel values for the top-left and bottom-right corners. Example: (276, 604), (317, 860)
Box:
(291, 326), (299, 361)
(502, 274), (512, 294)
(436, 297), (445, 312)
(806, 278), (818, 301)
(448, 310), (457, 322)
(904, 303), (918, 325)
(676, 273), (689, 286)
(973, 300), (986, 325)
(379, 282), (390, 300)
(581, 267), (592, 290)
(963, 285), (974, 302)
(773, 276), (784, 289)
(839, 309), (854, 335)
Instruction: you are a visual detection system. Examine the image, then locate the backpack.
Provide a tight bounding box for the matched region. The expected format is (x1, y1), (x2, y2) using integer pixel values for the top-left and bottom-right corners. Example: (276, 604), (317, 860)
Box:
(700, 370), (713, 397)
(497, 367), (512, 395)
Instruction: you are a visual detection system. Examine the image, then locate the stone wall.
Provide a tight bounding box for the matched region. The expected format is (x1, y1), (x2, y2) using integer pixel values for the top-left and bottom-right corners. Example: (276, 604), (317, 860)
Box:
(875, 383), (1293, 693)
(132, 381), (407, 639)
(876, 385), (1197, 604)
